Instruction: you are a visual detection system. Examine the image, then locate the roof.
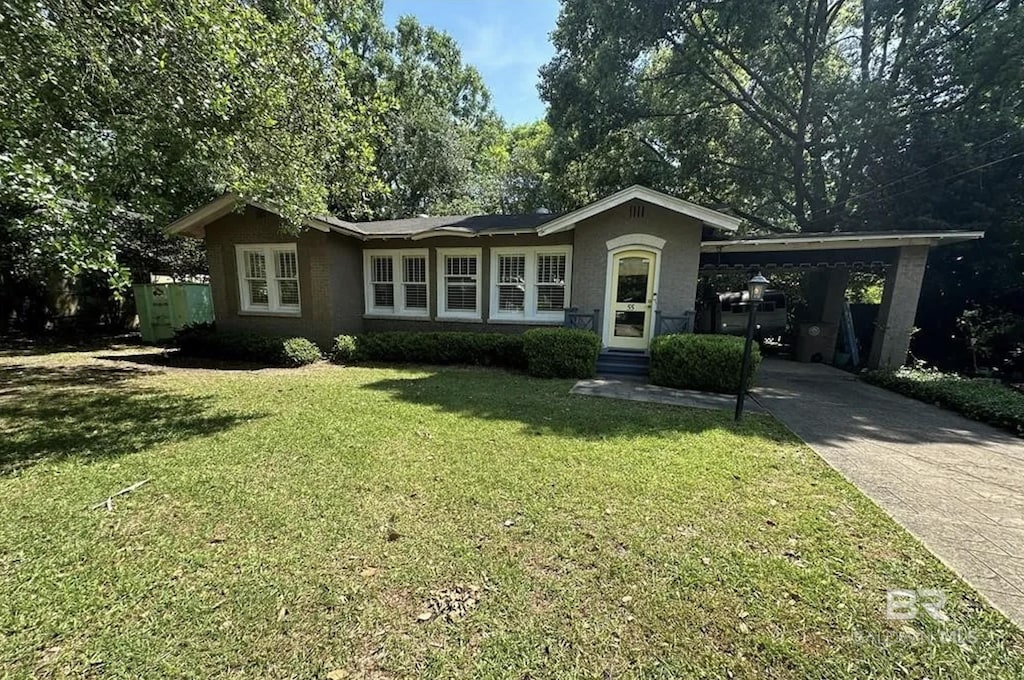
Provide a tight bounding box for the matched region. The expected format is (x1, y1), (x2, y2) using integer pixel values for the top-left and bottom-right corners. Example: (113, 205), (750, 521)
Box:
(536, 185), (741, 235)
(166, 190), (981, 250)
(165, 194), (365, 239)
(701, 230), (985, 252)
(354, 212), (561, 238)
(165, 185), (738, 240)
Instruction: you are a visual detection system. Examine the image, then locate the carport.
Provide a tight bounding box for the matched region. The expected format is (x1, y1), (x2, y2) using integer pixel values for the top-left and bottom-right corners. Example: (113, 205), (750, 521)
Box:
(698, 230), (984, 369)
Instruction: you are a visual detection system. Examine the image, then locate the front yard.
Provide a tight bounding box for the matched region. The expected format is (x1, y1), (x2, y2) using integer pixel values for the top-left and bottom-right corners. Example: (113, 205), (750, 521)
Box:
(1, 347), (1022, 678)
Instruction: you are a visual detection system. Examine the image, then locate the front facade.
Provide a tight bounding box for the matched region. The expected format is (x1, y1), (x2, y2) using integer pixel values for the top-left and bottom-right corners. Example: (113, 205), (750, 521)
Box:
(169, 185), (983, 368)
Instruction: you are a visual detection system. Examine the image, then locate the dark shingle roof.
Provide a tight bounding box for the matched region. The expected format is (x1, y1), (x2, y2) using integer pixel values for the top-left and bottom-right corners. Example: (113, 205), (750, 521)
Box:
(352, 212), (561, 237)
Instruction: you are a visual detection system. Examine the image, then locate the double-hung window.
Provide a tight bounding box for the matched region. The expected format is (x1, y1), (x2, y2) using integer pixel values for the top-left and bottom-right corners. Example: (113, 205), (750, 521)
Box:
(363, 249), (429, 317)
(236, 244), (300, 314)
(489, 246), (572, 322)
(437, 248), (482, 320)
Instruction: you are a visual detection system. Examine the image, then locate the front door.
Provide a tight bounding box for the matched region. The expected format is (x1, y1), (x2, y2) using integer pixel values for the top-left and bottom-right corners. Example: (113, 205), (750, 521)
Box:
(607, 250), (656, 350)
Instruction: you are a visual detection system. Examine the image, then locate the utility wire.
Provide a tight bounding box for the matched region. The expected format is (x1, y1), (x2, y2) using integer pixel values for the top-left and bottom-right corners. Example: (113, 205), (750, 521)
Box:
(856, 148), (1024, 205)
(837, 129), (1017, 209)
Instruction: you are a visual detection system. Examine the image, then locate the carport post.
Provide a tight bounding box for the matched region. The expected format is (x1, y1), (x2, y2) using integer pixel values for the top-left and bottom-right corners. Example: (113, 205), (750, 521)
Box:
(867, 245), (930, 369)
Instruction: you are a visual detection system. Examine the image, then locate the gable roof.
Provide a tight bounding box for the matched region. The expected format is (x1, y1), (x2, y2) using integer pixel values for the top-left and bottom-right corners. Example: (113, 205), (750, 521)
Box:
(536, 185), (741, 235)
(165, 194), (366, 239)
(166, 185), (739, 240)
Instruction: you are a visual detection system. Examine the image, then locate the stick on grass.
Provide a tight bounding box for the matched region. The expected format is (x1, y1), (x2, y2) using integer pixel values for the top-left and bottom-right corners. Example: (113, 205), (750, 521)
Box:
(90, 479), (151, 510)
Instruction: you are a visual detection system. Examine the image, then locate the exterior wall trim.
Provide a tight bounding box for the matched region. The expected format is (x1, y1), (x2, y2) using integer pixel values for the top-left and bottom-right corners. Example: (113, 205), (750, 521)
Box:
(537, 185), (741, 235)
(436, 247), (484, 321)
(362, 248), (431, 319)
(488, 245), (573, 324)
(606, 233), (667, 252)
(234, 243), (301, 316)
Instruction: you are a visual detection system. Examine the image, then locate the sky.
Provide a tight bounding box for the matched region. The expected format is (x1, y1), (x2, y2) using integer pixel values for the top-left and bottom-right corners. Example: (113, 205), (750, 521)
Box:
(382, 0), (560, 125)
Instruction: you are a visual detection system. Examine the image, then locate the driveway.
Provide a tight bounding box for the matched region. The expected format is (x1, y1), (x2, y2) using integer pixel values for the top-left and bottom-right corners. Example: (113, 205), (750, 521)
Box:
(753, 358), (1024, 628)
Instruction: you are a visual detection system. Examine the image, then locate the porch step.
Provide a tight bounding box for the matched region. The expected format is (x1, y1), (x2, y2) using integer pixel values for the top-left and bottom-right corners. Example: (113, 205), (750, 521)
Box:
(596, 350), (650, 377)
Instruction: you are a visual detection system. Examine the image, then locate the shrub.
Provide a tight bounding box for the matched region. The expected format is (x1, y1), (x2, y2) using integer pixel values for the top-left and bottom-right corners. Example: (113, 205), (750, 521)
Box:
(174, 323), (321, 366)
(279, 337), (322, 366)
(649, 333), (760, 394)
(331, 334), (358, 363)
(337, 331), (526, 368)
(522, 328), (601, 379)
(863, 367), (1024, 435)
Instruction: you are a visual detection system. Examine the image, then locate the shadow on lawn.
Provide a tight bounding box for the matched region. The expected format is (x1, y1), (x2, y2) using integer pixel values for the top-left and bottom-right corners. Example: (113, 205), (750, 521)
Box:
(0, 362), (250, 474)
(0, 333), (144, 358)
(361, 369), (799, 443)
(96, 350), (288, 371)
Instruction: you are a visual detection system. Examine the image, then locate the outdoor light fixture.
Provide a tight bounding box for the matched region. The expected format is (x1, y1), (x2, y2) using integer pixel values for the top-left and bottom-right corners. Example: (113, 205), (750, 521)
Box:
(735, 272), (769, 421)
(748, 273), (769, 303)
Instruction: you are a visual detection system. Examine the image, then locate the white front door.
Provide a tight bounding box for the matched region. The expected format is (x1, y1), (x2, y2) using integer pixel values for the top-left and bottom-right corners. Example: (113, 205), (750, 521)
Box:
(607, 249), (657, 350)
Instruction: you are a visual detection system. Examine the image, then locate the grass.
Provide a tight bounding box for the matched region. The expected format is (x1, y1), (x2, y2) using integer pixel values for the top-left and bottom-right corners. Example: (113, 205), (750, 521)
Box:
(863, 366), (1024, 436)
(1, 347), (1022, 678)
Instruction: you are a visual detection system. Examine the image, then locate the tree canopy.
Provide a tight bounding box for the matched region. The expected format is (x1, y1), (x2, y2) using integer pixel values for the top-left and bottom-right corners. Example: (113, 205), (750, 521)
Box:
(541, 0), (1024, 232)
(0, 0), (533, 328)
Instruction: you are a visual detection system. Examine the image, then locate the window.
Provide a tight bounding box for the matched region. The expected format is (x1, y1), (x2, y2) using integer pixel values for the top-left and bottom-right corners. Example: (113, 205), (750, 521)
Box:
(437, 248), (482, 319)
(536, 253), (567, 312)
(363, 249), (429, 317)
(496, 254), (526, 312)
(489, 246), (572, 322)
(235, 244), (300, 314)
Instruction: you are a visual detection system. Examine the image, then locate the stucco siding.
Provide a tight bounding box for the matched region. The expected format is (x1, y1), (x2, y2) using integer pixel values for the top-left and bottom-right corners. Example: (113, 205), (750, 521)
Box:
(570, 200), (703, 319)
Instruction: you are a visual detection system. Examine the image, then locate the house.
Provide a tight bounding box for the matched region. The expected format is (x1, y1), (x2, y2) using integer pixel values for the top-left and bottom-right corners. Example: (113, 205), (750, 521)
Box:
(168, 185), (982, 369)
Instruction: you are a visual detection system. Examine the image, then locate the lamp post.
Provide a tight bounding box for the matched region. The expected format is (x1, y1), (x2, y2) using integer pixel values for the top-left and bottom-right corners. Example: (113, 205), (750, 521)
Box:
(735, 272), (769, 421)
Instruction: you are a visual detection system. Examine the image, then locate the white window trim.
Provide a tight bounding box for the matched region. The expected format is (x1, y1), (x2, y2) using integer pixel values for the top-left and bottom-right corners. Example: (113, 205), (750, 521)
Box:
(436, 247), (483, 320)
(488, 245), (573, 323)
(235, 243), (301, 316)
(363, 249), (430, 318)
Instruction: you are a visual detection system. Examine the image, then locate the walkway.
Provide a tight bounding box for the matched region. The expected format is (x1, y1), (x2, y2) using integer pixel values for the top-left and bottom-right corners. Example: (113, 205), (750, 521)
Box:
(753, 358), (1024, 628)
(571, 377), (766, 413)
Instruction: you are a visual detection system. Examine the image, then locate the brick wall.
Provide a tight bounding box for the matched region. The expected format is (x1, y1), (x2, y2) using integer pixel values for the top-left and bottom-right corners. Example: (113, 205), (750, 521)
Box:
(571, 200), (703, 318)
(203, 205), (357, 346)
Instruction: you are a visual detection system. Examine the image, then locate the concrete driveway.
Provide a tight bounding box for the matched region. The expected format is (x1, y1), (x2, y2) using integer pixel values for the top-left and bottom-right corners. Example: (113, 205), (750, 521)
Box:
(752, 358), (1024, 628)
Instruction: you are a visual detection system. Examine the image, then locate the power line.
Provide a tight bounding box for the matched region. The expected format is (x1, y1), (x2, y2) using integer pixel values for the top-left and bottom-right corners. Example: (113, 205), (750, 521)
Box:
(805, 130), (1021, 226)
(839, 129), (1016, 208)
(858, 148), (1024, 205)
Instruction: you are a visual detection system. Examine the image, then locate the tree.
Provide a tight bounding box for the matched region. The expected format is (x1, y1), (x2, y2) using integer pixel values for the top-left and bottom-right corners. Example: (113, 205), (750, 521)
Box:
(0, 0), (384, 329)
(370, 15), (505, 217)
(498, 121), (557, 213)
(540, 0), (1024, 231)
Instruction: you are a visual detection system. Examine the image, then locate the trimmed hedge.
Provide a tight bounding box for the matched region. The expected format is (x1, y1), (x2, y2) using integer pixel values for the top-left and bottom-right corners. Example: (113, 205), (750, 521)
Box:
(174, 323), (321, 366)
(331, 331), (526, 368)
(863, 367), (1024, 436)
(522, 327), (601, 379)
(330, 328), (601, 378)
(650, 333), (760, 394)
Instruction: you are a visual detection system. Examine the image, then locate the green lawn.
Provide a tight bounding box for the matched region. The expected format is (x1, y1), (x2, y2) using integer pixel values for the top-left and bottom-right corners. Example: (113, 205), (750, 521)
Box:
(1, 346), (1022, 678)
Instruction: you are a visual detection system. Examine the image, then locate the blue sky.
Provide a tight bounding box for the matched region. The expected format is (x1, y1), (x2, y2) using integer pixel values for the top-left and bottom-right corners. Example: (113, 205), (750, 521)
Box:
(383, 0), (560, 125)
